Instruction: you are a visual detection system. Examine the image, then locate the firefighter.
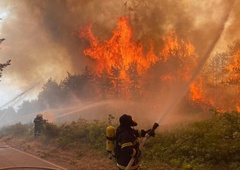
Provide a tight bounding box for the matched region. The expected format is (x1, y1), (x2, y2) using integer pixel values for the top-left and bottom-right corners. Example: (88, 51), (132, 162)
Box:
(33, 114), (45, 137)
(115, 114), (155, 170)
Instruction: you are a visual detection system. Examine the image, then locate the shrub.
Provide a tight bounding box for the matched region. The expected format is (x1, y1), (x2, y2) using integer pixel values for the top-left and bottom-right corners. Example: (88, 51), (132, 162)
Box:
(55, 118), (108, 150)
(143, 111), (240, 169)
(44, 122), (60, 138)
(0, 122), (30, 137)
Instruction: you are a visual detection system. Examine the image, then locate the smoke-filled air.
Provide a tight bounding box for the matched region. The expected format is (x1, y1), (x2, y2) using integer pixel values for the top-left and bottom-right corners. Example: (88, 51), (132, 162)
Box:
(0, 0), (239, 127)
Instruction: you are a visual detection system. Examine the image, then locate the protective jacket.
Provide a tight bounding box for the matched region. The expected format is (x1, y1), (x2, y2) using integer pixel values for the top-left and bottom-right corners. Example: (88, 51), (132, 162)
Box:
(34, 116), (44, 136)
(115, 125), (147, 170)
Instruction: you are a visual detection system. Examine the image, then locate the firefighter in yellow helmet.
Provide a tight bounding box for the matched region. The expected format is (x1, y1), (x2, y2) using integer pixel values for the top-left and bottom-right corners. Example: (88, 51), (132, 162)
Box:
(33, 114), (45, 137)
(115, 114), (155, 170)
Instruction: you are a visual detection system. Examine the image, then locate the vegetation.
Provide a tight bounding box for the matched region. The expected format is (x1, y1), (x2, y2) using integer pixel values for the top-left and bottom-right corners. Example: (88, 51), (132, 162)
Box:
(143, 111), (240, 170)
(1, 111), (240, 170)
(0, 38), (11, 81)
(1, 25), (240, 124)
(0, 59), (11, 80)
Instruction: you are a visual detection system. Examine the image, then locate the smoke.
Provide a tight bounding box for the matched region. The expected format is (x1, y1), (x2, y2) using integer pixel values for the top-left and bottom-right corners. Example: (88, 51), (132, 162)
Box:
(0, 0), (238, 112)
(124, 0), (237, 56)
(0, 0), (126, 104)
(219, 0), (240, 50)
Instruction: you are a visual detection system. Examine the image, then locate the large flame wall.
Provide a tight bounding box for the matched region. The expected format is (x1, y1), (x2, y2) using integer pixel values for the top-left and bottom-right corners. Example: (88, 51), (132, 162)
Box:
(0, 0), (239, 111)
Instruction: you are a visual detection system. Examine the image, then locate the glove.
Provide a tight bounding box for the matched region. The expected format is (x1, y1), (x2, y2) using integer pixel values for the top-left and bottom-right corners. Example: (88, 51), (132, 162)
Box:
(146, 129), (155, 137)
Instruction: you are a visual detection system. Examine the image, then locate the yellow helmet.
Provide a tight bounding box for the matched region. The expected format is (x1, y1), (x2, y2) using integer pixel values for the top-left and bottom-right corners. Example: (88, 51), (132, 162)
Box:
(36, 114), (43, 118)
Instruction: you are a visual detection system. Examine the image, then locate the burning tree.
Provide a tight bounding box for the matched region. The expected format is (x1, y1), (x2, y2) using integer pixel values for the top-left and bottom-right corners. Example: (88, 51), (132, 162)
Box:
(225, 40), (240, 111)
(203, 52), (230, 111)
(159, 29), (198, 82)
(79, 16), (158, 100)
(78, 15), (216, 112)
(202, 40), (240, 112)
(157, 30), (214, 112)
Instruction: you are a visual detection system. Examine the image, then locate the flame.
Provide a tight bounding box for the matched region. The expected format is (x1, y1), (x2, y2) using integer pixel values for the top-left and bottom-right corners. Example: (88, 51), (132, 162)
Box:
(189, 78), (215, 114)
(190, 80), (204, 101)
(236, 105), (240, 112)
(80, 16), (158, 79)
(80, 16), (216, 110)
(159, 29), (198, 82)
(159, 29), (215, 109)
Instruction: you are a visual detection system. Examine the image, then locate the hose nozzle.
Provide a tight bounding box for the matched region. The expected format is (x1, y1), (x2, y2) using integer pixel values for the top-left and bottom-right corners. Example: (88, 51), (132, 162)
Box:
(152, 122), (159, 131)
(146, 122), (159, 138)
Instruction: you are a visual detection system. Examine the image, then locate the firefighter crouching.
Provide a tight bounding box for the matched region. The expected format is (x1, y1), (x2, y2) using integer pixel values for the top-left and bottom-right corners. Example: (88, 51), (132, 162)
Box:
(115, 114), (155, 170)
(33, 114), (47, 137)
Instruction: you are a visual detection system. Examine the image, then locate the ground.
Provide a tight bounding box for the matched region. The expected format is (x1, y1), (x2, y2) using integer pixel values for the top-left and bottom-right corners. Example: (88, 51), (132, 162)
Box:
(1, 136), (117, 170)
(1, 136), (176, 170)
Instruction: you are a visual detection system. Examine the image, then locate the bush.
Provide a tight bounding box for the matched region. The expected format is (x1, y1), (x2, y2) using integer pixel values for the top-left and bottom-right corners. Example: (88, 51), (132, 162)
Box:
(44, 122), (60, 138)
(144, 111), (240, 170)
(0, 122), (30, 137)
(54, 118), (108, 150)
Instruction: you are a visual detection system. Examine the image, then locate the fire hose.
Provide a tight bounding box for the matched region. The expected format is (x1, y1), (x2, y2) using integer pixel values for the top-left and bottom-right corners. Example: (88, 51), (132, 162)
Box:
(125, 122), (159, 170)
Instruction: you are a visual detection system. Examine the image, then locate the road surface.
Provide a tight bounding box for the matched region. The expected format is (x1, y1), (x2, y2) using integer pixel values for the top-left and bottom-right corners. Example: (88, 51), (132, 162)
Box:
(0, 141), (67, 170)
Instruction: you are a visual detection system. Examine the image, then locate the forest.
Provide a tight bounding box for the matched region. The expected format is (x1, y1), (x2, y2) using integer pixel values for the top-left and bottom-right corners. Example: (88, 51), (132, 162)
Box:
(0, 16), (239, 126)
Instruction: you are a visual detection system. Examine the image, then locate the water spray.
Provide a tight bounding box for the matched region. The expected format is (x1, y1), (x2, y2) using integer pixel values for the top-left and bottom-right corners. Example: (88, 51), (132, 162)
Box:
(0, 82), (41, 125)
(156, 0), (236, 125)
(0, 82), (40, 110)
(126, 1), (236, 169)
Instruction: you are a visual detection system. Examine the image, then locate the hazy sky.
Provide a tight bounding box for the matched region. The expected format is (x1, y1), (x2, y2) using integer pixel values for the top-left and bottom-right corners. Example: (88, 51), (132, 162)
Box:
(0, 0), (239, 108)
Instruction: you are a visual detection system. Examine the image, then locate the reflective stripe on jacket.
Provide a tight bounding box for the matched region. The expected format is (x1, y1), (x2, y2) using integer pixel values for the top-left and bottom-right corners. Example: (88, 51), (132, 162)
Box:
(116, 126), (144, 169)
